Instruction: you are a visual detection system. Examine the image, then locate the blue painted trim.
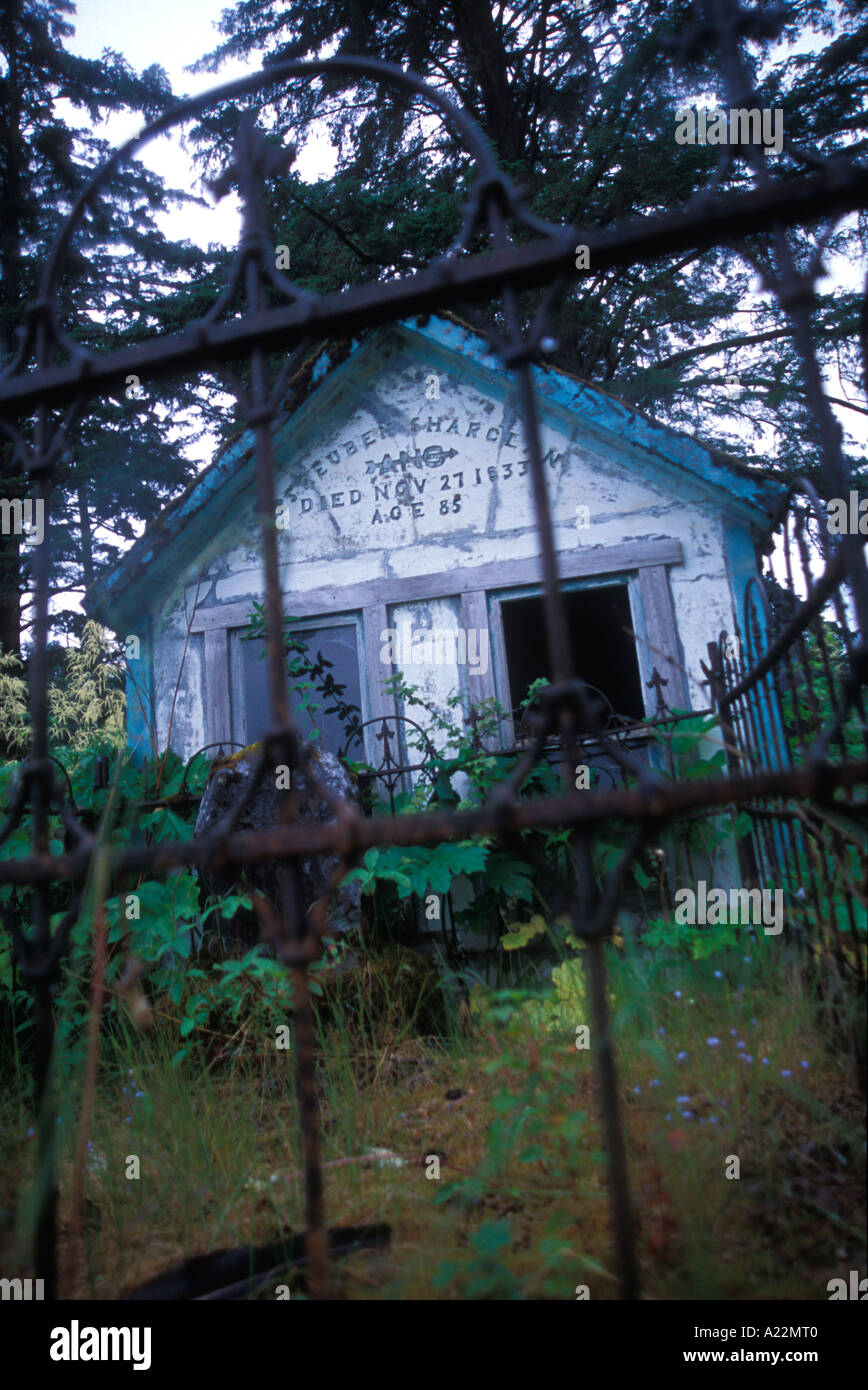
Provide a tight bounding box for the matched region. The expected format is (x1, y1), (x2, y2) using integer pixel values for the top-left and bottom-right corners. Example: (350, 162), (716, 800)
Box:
(123, 615), (154, 765)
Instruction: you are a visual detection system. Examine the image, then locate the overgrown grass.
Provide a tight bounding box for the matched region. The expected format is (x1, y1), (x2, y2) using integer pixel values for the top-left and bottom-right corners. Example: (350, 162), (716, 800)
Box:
(0, 936), (864, 1300)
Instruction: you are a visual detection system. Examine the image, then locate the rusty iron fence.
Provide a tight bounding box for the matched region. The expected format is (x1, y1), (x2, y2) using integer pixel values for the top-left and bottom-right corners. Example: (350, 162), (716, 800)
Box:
(1, 2), (868, 1301)
(706, 483), (867, 981)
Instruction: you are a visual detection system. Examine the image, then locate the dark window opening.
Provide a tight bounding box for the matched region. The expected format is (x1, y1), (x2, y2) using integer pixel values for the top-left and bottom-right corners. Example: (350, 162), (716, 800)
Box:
(501, 585), (645, 729)
(240, 623), (362, 757)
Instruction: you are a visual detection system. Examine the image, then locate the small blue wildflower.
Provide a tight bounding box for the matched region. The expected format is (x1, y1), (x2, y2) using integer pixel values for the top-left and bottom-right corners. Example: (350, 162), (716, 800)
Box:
(658, 1027), (666, 1035)
(699, 1117), (706, 1124)
(709, 1116), (719, 1125)
(665, 1114), (672, 1121)
(800, 1060), (810, 1070)
(134, 1091), (145, 1099)
(676, 1050), (688, 1061)
(740, 1054), (753, 1063)
(124, 1116), (131, 1123)
(676, 1095), (691, 1104)
(751, 1018), (758, 1026)
(27, 1127), (35, 1137)
(649, 1078), (661, 1088)
(737, 1040), (746, 1049)
(674, 990), (682, 999)
(680, 1110), (694, 1120)
(632, 1085), (641, 1094)
(762, 1057), (770, 1065)
(730, 1029), (738, 1036)
(714, 971), (723, 979)
(706, 1037), (721, 1047)
(781, 1069), (792, 1077)
(743, 955), (751, 963)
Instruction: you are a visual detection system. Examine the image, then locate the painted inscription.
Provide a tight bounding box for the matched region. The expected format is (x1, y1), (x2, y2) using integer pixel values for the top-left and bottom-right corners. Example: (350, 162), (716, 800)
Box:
(285, 414), (564, 528)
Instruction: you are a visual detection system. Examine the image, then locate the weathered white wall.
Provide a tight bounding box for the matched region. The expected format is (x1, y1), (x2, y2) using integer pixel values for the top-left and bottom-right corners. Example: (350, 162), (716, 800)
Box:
(150, 337), (747, 761)
(387, 597), (464, 754)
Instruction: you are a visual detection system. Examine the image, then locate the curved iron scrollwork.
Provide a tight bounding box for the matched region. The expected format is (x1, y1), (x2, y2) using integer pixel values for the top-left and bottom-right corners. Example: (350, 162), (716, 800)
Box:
(339, 714), (439, 809)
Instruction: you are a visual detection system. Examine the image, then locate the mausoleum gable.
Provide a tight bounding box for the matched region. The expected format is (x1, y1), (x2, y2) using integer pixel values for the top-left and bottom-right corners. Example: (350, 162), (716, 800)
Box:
(85, 314), (782, 637)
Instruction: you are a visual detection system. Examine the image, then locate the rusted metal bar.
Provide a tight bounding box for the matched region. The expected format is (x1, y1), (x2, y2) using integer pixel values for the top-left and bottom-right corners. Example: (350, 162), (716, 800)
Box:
(2, 756), (864, 890)
(3, 166), (868, 418)
(720, 546), (858, 709)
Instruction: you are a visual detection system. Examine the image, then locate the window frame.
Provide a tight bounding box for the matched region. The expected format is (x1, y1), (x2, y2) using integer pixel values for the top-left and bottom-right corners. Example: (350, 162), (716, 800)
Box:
(488, 571), (645, 745)
(188, 538), (686, 765)
(228, 611), (366, 754)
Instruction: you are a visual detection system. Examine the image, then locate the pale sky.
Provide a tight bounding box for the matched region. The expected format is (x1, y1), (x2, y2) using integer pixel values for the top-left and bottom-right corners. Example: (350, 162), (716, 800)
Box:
(67, 0), (337, 250)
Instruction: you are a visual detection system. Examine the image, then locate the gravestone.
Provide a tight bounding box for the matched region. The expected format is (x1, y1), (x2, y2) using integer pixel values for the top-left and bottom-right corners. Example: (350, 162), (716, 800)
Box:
(194, 743), (362, 953)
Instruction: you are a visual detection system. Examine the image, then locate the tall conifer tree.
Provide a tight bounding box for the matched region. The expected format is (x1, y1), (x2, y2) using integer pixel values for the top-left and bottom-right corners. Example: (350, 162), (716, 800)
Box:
(191, 0), (867, 490)
(0, 0), (218, 656)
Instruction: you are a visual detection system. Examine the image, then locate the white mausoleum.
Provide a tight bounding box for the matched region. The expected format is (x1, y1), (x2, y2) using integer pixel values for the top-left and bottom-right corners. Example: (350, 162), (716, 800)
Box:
(86, 314), (780, 778)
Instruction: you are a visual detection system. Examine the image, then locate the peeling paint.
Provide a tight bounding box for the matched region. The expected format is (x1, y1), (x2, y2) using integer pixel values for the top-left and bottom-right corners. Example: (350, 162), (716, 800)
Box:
(85, 315), (783, 764)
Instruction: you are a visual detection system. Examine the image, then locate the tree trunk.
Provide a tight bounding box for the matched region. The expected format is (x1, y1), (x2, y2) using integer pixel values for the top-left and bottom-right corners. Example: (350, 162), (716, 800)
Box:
(0, 0), (24, 656)
(78, 483), (95, 591)
(450, 0), (526, 168)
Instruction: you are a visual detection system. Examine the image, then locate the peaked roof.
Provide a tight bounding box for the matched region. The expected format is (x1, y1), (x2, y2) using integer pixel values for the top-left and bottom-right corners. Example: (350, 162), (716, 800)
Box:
(85, 312), (782, 631)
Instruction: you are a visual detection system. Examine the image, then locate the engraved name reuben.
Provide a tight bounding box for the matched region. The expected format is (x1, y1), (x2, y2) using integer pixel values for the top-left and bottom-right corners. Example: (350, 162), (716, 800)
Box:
(285, 413), (565, 527)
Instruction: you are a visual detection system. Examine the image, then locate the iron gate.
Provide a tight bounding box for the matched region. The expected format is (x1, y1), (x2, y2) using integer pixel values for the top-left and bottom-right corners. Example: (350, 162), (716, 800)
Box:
(707, 483), (867, 979)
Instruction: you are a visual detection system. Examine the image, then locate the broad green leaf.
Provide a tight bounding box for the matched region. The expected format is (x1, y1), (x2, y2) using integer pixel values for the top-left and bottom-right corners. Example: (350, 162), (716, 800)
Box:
(501, 914), (547, 950)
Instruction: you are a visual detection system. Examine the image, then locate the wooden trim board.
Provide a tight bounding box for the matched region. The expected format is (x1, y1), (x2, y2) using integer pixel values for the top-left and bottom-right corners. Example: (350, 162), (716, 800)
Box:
(203, 627), (232, 747)
(361, 603), (399, 762)
(637, 564), (689, 710)
(459, 588), (498, 711)
(189, 538), (684, 633)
